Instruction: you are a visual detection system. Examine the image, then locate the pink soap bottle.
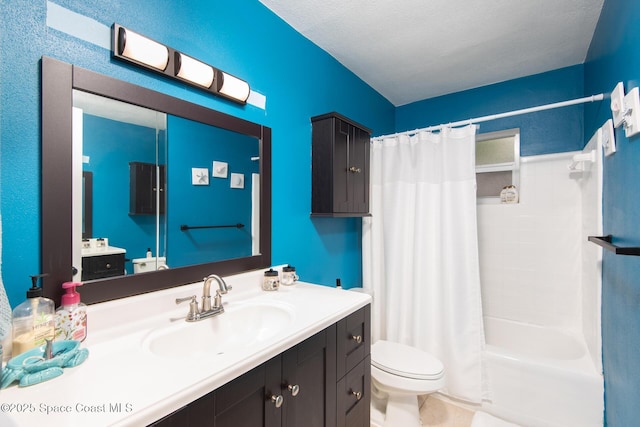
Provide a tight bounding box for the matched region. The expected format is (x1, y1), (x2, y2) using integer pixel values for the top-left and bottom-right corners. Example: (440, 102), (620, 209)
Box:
(55, 282), (88, 342)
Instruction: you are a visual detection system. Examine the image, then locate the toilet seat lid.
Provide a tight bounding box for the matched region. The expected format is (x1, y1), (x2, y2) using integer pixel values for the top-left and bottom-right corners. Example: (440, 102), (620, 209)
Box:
(371, 340), (444, 380)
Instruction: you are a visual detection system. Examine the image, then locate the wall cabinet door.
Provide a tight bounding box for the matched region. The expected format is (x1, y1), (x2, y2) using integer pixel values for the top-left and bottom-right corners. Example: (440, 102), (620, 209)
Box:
(129, 162), (165, 215)
(311, 113), (371, 217)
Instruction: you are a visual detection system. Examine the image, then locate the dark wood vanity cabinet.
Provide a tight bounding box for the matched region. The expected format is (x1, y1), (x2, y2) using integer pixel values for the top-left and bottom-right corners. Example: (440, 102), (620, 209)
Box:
(149, 305), (370, 427)
(336, 304), (371, 427)
(81, 253), (125, 281)
(311, 113), (372, 217)
(129, 162), (165, 215)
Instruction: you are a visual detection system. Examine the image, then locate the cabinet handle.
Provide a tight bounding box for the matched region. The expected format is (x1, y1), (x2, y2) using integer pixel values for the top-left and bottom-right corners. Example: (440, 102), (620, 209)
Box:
(270, 394), (284, 408)
(105, 263), (112, 269)
(350, 390), (362, 401)
(287, 384), (300, 396)
(349, 166), (361, 173)
(351, 334), (362, 344)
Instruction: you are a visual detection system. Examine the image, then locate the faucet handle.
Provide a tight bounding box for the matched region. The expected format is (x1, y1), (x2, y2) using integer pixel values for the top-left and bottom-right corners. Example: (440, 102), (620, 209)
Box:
(212, 289), (225, 311)
(176, 295), (199, 321)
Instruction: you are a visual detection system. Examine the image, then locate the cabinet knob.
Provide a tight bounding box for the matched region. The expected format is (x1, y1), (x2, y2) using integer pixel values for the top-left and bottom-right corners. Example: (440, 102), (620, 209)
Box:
(349, 166), (362, 173)
(350, 390), (362, 401)
(105, 263), (112, 269)
(287, 384), (300, 397)
(270, 394), (284, 408)
(351, 334), (363, 344)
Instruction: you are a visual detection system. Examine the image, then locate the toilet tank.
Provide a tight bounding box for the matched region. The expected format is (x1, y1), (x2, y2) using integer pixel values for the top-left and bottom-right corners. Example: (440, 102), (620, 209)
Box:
(132, 256), (167, 274)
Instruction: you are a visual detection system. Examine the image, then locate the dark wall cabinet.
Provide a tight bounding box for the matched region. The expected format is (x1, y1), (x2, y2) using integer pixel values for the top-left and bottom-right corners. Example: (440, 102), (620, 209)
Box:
(129, 162), (165, 215)
(149, 305), (370, 427)
(311, 113), (372, 217)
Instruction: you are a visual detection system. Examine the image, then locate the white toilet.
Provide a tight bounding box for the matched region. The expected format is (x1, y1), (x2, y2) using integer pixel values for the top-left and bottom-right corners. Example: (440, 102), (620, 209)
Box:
(370, 340), (445, 427)
(132, 256), (168, 273)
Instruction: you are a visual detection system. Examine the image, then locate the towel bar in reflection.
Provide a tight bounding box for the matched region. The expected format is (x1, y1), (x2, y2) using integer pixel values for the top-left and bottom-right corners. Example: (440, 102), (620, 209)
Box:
(180, 223), (245, 231)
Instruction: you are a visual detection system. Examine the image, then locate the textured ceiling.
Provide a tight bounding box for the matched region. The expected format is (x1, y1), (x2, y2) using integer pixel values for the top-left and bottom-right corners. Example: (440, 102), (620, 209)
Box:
(259, 0), (605, 106)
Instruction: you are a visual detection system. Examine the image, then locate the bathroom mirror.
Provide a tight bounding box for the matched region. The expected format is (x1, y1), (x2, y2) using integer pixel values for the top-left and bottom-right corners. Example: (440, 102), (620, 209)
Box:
(42, 57), (272, 305)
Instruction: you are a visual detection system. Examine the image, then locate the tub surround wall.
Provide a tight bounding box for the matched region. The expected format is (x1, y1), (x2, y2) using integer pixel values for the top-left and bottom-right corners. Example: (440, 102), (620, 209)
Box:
(478, 153), (583, 332)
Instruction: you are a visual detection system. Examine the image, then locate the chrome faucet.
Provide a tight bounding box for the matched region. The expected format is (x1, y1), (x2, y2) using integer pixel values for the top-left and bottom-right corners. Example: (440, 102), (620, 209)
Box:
(176, 274), (232, 322)
(202, 274), (232, 312)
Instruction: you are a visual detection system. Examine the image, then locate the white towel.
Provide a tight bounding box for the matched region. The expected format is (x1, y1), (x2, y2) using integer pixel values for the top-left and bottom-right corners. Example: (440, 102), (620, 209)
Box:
(471, 411), (521, 427)
(0, 212), (12, 341)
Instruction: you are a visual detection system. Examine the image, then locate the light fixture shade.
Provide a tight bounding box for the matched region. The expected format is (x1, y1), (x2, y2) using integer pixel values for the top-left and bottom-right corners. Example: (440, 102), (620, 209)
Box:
(218, 72), (250, 103)
(117, 27), (169, 71)
(175, 52), (215, 88)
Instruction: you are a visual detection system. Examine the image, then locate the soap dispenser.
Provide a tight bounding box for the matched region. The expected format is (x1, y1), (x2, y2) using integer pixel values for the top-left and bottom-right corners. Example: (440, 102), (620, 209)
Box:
(11, 274), (55, 357)
(55, 282), (87, 342)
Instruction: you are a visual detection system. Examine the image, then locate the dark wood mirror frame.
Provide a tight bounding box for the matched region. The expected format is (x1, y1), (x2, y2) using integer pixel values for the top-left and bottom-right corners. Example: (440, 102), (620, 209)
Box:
(41, 56), (272, 305)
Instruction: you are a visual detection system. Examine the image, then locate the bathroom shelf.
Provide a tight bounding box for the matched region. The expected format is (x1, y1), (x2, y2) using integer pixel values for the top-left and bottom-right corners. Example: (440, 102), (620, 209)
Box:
(588, 235), (640, 256)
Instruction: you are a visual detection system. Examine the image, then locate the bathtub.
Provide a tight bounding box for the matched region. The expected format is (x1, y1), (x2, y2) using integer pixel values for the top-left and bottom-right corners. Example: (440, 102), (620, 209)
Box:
(481, 317), (603, 427)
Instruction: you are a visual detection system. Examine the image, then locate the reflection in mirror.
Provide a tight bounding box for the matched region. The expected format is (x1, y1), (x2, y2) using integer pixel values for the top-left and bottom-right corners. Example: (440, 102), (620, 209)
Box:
(41, 57), (271, 305)
(72, 91), (261, 279)
(73, 91), (168, 280)
(167, 116), (260, 267)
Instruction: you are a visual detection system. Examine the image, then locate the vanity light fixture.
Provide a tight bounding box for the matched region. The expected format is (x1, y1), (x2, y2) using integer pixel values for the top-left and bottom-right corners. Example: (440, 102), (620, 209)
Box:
(115, 26), (169, 71)
(175, 52), (215, 88)
(112, 23), (250, 104)
(218, 72), (251, 103)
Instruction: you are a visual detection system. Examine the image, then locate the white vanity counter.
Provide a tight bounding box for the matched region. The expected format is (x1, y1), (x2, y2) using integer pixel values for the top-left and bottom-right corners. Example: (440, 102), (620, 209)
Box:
(0, 268), (371, 427)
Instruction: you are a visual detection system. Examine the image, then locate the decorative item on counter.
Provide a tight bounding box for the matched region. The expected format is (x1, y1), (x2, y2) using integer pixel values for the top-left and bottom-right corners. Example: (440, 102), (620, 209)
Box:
(12, 274), (55, 357)
(262, 268), (280, 291)
(500, 185), (519, 204)
(1, 340), (89, 388)
(55, 282), (87, 342)
(281, 265), (299, 286)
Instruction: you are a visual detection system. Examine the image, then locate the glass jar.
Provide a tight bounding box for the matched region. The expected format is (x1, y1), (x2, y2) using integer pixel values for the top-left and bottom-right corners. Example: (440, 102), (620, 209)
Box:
(262, 269), (279, 291)
(281, 265), (299, 286)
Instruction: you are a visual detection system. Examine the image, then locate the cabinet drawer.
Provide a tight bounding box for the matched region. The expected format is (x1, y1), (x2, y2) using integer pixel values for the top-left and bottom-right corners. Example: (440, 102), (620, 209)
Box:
(81, 253), (125, 280)
(337, 355), (370, 427)
(336, 304), (370, 379)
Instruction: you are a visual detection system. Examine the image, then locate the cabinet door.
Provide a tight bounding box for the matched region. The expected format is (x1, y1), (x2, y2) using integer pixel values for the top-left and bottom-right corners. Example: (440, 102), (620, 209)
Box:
(282, 324), (337, 427)
(333, 118), (351, 213)
(332, 119), (370, 214)
(337, 356), (371, 427)
(337, 305), (371, 379)
(148, 391), (214, 426)
(348, 125), (370, 213)
(130, 162), (165, 215)
(214, 357), (281, 427)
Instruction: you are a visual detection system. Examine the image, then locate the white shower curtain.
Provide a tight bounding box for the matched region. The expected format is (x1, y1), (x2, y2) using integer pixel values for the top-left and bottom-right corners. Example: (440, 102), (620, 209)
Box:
(362, 125), (484, 403)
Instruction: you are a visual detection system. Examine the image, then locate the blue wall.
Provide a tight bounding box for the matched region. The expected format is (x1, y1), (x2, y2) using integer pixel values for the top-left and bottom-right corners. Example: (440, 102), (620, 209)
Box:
(396, 65), (585, 156)
(584, 0), (640, 424)
(0, 0), (395, 306)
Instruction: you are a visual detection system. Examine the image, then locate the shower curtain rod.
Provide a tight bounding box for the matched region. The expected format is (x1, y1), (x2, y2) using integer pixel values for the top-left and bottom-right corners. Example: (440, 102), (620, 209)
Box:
(371, 93), (604, 141)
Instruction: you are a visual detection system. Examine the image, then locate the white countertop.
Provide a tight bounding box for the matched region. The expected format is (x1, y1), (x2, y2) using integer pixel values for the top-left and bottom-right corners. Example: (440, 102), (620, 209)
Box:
(81, 246), (126, 257)
(0, 267), (371, 427)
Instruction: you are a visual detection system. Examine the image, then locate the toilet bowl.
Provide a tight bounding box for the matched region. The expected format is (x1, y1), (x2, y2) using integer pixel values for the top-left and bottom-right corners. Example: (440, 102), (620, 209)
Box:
(371, 340), (445, 427)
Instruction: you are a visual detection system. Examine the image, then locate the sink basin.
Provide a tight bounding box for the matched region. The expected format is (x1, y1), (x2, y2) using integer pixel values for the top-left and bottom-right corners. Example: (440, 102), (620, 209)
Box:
(143, 301), (295, 359)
